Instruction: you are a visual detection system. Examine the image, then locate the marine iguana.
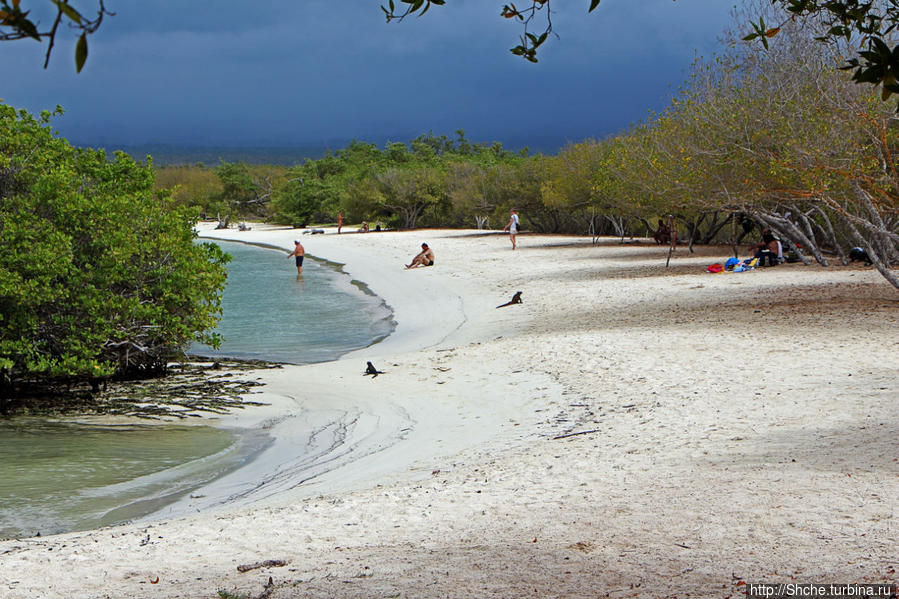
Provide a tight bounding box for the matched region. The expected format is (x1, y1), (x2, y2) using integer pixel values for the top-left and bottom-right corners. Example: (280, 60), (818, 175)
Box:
(363, 361), (384, 378)
(496, 291), (523, 309)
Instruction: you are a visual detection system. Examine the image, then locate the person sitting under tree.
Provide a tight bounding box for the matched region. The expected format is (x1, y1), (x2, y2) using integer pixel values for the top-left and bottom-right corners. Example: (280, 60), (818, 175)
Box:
(749, 229), (781, 266)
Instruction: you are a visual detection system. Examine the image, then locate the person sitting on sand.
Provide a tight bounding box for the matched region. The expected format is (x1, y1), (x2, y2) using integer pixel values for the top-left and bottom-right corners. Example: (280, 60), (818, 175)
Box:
(405, 243), (435, 269)
(749, 229), (780, 266)
(286, 239), (305, 274)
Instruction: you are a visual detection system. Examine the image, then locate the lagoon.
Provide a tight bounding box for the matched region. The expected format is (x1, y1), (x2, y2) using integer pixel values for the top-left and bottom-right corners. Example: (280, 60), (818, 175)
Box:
(0, 240), (394, 540)
(192, 240), (394, 364)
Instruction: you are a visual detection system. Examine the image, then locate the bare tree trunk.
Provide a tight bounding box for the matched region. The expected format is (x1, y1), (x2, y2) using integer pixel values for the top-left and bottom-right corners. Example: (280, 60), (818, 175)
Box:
(699, 212), (734, 244)
(854, 184), (899, 265)
(811, 205), (848, 265)
(846, 219), (899, 290)
(687, 213), (705, 253)
(791, 206), (829, 266)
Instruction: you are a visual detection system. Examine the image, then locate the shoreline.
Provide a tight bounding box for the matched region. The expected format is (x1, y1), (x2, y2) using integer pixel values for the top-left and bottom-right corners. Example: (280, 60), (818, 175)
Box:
(145, 223), (559, 518)
(1, 226), (895, 599)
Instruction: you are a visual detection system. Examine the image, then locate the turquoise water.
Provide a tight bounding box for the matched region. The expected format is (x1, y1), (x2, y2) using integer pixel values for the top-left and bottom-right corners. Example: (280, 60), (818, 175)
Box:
(0, 240), (394, 540)
(192, 240), (395, 363)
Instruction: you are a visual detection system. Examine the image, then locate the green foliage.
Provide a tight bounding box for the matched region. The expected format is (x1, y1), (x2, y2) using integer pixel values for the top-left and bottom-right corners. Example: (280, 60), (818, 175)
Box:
(0, 103), (229, 385)
(214, 161), (258, 215)
(0, 0), (110, 70)
(271, 165), (327, 227)
(154, 164), (223, 216)
(262, 133), (524, 230)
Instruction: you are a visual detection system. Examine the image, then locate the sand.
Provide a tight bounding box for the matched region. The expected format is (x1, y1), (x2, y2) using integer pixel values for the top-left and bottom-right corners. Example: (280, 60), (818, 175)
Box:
(0, 225), (896, 599)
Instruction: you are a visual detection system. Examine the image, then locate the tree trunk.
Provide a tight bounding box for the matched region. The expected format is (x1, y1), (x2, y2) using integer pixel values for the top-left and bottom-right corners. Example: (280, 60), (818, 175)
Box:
(847, 220), (899, 290)
(687, 213), (705, 253)
(811, 205), (848, 265)
(699, 212), (734, 244)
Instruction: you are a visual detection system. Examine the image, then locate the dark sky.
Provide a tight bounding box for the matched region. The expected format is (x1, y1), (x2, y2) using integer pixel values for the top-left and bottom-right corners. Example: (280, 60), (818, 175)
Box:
(3, 1), (735, 153)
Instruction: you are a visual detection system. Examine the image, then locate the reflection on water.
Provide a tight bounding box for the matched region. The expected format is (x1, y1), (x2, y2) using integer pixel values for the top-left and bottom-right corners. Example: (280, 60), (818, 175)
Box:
(192, 240), (395, 364)
(0, 420), (270, 540)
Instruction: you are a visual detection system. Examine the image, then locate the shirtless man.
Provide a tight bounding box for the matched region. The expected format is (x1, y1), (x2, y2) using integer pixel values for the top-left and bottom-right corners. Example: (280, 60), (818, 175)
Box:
(748, 229), (780, 266)
(503, 209), (520, 250)
(405, 243), (435, 269)
(287, 239), (305, 274)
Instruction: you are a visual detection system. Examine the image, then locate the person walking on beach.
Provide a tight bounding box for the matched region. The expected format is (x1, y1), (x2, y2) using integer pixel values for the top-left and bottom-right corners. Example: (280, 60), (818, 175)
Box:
(287, 239), (305, 275)
(337, 211), (343, 234)
(405, 243), (435, 269)
(503, 209), (520, 250)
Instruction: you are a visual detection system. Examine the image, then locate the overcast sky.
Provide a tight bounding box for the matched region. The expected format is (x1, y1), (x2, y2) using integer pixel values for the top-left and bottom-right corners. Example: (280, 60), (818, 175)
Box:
(3, 1), (736, 153)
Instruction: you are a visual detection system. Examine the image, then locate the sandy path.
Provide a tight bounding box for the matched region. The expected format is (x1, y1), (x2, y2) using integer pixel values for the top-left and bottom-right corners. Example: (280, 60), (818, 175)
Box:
(0, 227), (896, 598)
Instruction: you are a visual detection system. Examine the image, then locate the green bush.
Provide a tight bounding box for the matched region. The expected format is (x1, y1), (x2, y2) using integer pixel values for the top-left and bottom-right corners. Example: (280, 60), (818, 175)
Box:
(0, 105), (229, 386)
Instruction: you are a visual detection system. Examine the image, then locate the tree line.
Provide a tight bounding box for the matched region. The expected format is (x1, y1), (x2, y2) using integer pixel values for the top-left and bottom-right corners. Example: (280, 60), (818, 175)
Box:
(160, 6), (899, 289)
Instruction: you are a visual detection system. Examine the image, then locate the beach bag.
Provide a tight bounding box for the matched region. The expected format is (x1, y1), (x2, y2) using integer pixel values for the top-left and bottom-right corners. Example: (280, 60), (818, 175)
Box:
(707, 263), (723, 273)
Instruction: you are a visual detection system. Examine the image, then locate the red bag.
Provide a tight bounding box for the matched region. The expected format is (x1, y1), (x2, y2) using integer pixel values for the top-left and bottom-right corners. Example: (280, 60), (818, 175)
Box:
(707, 263), (724, 273)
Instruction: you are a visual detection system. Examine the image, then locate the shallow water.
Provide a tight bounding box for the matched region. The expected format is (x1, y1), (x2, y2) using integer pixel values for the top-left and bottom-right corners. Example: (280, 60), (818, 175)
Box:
(192, 240), (395, 364)
(0, 420), (270, 539)
(0, 240), (394, 540)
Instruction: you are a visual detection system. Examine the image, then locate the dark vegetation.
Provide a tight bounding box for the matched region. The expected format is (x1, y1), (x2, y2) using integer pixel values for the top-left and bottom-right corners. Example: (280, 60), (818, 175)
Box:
(0, 104), (230, 400)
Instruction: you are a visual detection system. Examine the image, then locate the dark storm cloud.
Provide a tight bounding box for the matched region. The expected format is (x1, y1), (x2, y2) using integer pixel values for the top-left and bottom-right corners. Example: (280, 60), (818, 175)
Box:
(3, 0), (734, 152)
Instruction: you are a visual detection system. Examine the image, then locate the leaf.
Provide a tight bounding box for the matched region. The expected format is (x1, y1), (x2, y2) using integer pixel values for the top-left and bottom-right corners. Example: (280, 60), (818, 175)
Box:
(75, 32), (88, 73)
(765, 27), (780, 38)
(18, 17), (40, 41)
(871, 36), (891, 58)
(51, 0), (82, 24)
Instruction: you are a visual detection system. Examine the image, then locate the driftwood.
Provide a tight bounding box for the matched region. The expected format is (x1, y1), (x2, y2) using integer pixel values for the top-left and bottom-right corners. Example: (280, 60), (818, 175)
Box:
(553, 429), (600, 440)
(236, 560), (287, 573)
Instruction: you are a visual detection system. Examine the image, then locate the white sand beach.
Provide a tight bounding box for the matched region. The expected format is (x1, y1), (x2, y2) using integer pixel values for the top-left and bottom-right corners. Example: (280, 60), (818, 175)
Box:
(1, 226), (896, 599)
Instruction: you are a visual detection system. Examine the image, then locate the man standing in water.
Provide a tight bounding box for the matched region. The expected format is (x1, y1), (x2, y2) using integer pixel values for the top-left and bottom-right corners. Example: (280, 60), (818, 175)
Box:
(503, 208), (520, 250)
(287, 239), (305, 275)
